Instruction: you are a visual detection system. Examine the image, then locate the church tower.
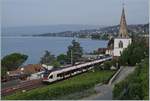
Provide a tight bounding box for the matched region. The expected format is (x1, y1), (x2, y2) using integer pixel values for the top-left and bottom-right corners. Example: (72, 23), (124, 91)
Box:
(119, 7), (128, 38)
(113, 3), (132, 57)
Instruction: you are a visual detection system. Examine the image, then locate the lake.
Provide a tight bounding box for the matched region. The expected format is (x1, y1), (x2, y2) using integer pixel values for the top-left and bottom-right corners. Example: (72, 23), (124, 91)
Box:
(1, 37), (108, 64)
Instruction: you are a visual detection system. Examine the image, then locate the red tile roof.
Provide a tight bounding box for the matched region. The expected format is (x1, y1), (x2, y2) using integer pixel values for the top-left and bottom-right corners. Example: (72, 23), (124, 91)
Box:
(8, 64), (44, 76)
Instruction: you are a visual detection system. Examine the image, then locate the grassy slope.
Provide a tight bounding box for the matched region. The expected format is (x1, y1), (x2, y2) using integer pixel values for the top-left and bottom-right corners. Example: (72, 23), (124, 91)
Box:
(3, 70), (115, 100)
(113, 58), (149, 100)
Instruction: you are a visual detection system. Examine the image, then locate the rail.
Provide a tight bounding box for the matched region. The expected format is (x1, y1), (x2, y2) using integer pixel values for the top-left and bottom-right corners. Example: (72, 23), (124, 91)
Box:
(108, 67), (123, 85)
(1, 79), (44, 96)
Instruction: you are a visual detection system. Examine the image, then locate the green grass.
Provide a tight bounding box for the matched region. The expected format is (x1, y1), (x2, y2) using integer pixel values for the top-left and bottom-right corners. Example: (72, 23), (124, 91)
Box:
(3, 70), (115, 100)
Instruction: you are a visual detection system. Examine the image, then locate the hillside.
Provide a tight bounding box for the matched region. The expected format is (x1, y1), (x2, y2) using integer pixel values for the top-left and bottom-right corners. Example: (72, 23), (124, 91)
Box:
(32, 24), (149, 39)
(1, 25), (101, 36)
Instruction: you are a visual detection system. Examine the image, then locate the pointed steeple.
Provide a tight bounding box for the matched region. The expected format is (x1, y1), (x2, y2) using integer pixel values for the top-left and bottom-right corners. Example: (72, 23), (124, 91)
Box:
(119, 4), (128, 38)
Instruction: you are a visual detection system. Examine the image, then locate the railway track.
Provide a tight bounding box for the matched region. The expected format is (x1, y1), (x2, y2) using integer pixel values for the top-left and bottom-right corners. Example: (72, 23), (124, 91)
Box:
(2, 56), (112, 97)
(1, 79), (45, 96)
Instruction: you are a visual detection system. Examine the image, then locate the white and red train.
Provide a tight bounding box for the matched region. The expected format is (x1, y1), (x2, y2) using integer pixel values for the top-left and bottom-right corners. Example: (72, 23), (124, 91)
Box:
(42, 56), (112, 83)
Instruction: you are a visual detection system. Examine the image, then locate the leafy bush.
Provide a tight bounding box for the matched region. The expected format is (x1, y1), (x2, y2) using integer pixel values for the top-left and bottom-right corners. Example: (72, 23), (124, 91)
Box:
(103, 61), (112, 70)
(113, 58), (149, 100)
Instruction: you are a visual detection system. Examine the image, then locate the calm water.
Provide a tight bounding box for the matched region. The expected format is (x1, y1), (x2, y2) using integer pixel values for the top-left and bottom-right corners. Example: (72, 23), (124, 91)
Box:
(1, 37), (108, 64)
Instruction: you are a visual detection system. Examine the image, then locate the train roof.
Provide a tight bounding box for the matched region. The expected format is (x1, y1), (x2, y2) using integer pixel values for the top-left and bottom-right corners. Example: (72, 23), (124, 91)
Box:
(47, 56), (112, 74)
(48, 62), (84, 72)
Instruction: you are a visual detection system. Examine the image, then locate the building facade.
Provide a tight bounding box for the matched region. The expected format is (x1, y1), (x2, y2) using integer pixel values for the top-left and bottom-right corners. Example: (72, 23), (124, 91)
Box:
(113, 38), (131, 56)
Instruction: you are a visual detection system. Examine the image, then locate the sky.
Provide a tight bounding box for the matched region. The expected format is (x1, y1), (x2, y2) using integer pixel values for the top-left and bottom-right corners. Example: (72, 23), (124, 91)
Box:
(1, 0), (149, 27)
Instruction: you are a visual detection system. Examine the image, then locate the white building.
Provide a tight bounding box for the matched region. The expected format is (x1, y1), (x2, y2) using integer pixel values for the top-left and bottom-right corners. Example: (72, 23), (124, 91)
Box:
(105, 49), (113, 56)
(113, 38), (131, 56)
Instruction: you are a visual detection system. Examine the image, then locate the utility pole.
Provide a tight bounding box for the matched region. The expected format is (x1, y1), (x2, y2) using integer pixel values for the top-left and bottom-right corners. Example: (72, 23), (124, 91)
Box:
(71, 49), (73, 66)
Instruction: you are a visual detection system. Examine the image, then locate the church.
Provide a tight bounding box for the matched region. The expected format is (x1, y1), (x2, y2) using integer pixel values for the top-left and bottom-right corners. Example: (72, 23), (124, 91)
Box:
(106, 5), (132, 57)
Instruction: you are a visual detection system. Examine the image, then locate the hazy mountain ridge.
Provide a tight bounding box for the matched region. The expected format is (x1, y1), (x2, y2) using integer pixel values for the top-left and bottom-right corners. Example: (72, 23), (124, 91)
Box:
(2, 24), (102, 36)
(32, 24), (149, 37)
(2, 24), (148, 37)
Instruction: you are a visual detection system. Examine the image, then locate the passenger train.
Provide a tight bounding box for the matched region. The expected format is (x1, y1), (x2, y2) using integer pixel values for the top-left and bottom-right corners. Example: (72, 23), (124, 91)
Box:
(42, 55), (112, 83)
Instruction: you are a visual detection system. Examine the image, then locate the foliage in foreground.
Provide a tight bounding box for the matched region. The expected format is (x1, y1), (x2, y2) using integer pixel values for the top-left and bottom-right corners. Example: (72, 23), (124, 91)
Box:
(113, 58), (149, 100)
(3, 70), (115, 100)
(119, 38), (148, 66)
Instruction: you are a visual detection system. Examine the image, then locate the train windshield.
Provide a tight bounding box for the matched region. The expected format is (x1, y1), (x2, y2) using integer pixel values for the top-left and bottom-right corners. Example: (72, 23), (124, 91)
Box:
(43, 71), (50, 78)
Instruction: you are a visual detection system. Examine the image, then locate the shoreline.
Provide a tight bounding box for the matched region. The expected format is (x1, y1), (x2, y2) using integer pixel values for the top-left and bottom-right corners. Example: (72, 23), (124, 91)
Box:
(1, 35), (109, 41)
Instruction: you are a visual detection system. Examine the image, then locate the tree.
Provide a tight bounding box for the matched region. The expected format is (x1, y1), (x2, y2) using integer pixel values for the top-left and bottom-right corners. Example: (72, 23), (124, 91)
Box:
(101, 34), (109, 40)
(40, 50), (55, 65)
(1, 67), (7, 76)
(1, 53), (28, 71)
(67, 40), (83, 65)
(103, 61), (112, 70)
(57, 54), (68, 65)
(111, 59), (117, 67)
(119, 38), (147, 66)
(51, 60), (61, 68)
(91, 34), (101, 40)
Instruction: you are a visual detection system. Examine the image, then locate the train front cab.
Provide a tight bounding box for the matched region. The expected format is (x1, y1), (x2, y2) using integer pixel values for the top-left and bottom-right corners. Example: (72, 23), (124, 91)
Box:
(43, 72), (56, 83)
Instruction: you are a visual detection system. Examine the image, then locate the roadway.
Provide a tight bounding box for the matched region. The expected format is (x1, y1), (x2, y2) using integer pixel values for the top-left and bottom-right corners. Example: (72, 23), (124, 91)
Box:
(82, 66), (136, 100)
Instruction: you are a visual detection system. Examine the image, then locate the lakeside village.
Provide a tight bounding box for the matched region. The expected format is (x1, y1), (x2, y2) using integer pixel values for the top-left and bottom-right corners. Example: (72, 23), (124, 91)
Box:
(1, 4), (149, 100)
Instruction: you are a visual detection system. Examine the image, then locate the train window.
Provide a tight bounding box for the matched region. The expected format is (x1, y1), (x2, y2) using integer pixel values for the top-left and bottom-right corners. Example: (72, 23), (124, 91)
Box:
(57, 73), (64, 77)
(49, 75), (53, 79)
(57, 74), (61, 77)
